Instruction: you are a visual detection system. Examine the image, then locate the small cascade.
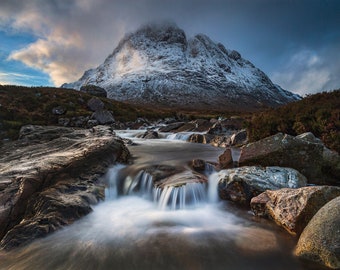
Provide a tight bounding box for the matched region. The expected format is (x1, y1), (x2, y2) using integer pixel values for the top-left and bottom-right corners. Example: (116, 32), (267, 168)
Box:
(208, 172), (220, 203)
(166, 132), (193, 141)
(123, 170), (154, 199)
(155, 182), (207, 210)
(230, 147), (242, 167)
(105, 164), (126, 200)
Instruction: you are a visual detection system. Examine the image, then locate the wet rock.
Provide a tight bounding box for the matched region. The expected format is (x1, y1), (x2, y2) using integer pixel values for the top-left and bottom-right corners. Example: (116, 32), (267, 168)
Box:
(217, 166), (307, 205)
(91, 110), (115, 125)
(158, 122), (185, 132)
(80, 84), (107, 97)
(218, 148), (232, 169)
(0, 125), (130, 250)
(188, 133), (207, 144)
(230, 129), (247, 146)
(250, 186), (340, 235)
(295, 196), (340, 269)
(209, 135), (231, 147)
(87, 97), (104, 111)
(239, 132), (340, 185)
(143, 165), (186, 183)
(136, 130), (159, 139)
(190, 159), (206, 172)
(157, 170), (207, 188)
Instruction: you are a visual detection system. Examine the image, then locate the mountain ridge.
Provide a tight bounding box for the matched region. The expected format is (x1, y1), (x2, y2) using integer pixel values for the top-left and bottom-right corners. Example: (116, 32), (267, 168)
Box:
(62, 22), (300, 110)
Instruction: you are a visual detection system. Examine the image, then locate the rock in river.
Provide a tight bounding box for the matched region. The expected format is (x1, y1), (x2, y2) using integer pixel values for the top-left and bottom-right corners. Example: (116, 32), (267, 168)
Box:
(250, 186), (340, 235)
(239, 132), (340, 185)
(217, 166), (307, 205)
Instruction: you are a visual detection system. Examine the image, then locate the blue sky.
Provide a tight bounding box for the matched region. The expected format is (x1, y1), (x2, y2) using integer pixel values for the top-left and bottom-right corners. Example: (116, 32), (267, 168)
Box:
(0, 30), (51, 86)
(0, 0), (339, 96)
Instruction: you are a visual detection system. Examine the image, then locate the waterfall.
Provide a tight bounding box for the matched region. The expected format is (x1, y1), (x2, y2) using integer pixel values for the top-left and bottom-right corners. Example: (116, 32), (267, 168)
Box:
(123, 170), (154, 198)
(105, 164), (126, 200)
(166, 132), (193, 141)
(230, 147), (242, 167)
(208, 172), (220, 203)
(155, 182), (207, 210)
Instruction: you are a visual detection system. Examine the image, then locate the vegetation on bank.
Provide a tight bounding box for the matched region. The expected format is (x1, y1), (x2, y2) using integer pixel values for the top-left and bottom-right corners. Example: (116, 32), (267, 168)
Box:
(0, 85), (173, 141)
(246, 89), (340, 152)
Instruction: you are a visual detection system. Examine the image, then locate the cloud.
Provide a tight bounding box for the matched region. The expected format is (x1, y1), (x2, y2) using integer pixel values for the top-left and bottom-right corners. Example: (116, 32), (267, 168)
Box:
(0, 71), (46, 85)
(0, 0), (339, 91)
(271, 48), (340, 96)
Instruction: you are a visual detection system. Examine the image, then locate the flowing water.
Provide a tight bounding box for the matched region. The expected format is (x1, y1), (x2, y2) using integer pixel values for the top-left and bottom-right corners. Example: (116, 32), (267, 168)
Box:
(0, 131), (326, 270)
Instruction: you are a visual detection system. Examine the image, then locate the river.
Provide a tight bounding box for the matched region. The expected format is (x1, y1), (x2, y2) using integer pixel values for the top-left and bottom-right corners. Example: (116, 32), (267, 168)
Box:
(0, 131), (326, 270)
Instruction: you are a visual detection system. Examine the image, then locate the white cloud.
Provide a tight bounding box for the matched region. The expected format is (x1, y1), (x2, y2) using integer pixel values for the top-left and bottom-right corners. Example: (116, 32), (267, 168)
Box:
(272, 49), (334, 96)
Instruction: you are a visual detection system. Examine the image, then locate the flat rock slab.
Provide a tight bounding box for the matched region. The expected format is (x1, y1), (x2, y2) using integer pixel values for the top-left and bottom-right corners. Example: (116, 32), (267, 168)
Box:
(0, 125), (130, 250)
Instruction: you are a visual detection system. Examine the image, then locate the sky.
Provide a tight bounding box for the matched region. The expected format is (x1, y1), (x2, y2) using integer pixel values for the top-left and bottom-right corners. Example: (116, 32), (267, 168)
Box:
(0, 0), (339, 96)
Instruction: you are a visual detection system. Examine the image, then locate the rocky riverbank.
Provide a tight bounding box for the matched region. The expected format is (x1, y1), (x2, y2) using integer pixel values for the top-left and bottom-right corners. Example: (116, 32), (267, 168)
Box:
(0, 125), (130, 250)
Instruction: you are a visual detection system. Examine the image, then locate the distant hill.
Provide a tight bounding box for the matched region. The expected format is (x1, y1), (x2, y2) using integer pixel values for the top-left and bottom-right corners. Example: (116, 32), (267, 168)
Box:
(63, 22), (300, 111)
(246, 89), (340, 152)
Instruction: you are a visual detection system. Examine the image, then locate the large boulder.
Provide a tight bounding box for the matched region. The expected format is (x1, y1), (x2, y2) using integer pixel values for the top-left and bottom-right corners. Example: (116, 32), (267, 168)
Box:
(295, 196), (340, 269)
(0, 125), (130, 250)
(91, 110), (115, 125)
(239, 132), (340, 185)
(217, 166), (307, 205)
(250, 186), (340, 235)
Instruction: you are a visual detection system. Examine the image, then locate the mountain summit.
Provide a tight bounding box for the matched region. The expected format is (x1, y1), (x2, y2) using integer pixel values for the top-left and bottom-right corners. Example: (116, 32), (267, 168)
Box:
(62, 22), (300, 110)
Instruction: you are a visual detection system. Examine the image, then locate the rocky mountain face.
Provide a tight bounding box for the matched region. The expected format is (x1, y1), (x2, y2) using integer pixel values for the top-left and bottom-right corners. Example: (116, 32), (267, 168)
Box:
(62, 23), (300, 110)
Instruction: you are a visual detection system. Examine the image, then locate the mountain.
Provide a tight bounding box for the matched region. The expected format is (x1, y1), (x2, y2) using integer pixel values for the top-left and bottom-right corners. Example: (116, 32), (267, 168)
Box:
(62, 22), (300, 111)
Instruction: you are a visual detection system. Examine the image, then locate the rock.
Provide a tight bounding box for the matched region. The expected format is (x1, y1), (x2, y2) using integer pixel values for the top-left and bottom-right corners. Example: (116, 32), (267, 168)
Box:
(250, 186), (340, 235)
(294, 196), (340, 269)
(51, 106), (66, 115)
(157, 170), (207, 188)
(0, 125), (130, 250)
(188, 133), (207, 144)
(217, 166), (307, 205)
(239, 132), (340, 185)
(190, 159), (206, 172)
(137, 130), (159, 139)
(87, 97), (104, 111)
(58, 117), (70, 127)
(143, 165), (186, 183)
(209, 135), (231, 147)
(80, 84), (107, 97)
(230, 129), (247, 146)
(207, 122), (225, 135)
(158, 122), (185, 132)
(91, 110), (115, 125)
(218, 148), (232, 169)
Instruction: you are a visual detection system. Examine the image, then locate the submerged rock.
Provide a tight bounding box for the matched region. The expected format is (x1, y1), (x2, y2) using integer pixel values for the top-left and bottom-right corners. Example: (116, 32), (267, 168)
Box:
(0, 125), (130, 250)
(250, 186), (340, 235)
(295, 196), (340, 269)
(217, 166), (307, 205)
(240, 132), (340, 185)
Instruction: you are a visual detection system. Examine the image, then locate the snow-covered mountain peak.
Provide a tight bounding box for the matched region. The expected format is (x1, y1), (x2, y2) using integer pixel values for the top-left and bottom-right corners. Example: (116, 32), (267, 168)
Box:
(62, 23), (300, 110)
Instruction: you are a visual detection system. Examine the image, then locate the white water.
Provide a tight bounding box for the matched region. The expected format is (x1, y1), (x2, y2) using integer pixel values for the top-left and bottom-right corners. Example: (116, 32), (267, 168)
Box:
(0, 133), (315, 270)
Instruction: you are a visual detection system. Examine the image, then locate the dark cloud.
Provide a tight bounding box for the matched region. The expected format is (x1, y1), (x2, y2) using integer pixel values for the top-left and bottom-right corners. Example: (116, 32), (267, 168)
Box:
(0, 0), (339, 93)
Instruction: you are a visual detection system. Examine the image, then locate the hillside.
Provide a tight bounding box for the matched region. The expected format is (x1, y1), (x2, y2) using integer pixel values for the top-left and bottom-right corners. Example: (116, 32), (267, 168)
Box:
(246, 89), (340, 152)
(0, 85), (172, 141)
